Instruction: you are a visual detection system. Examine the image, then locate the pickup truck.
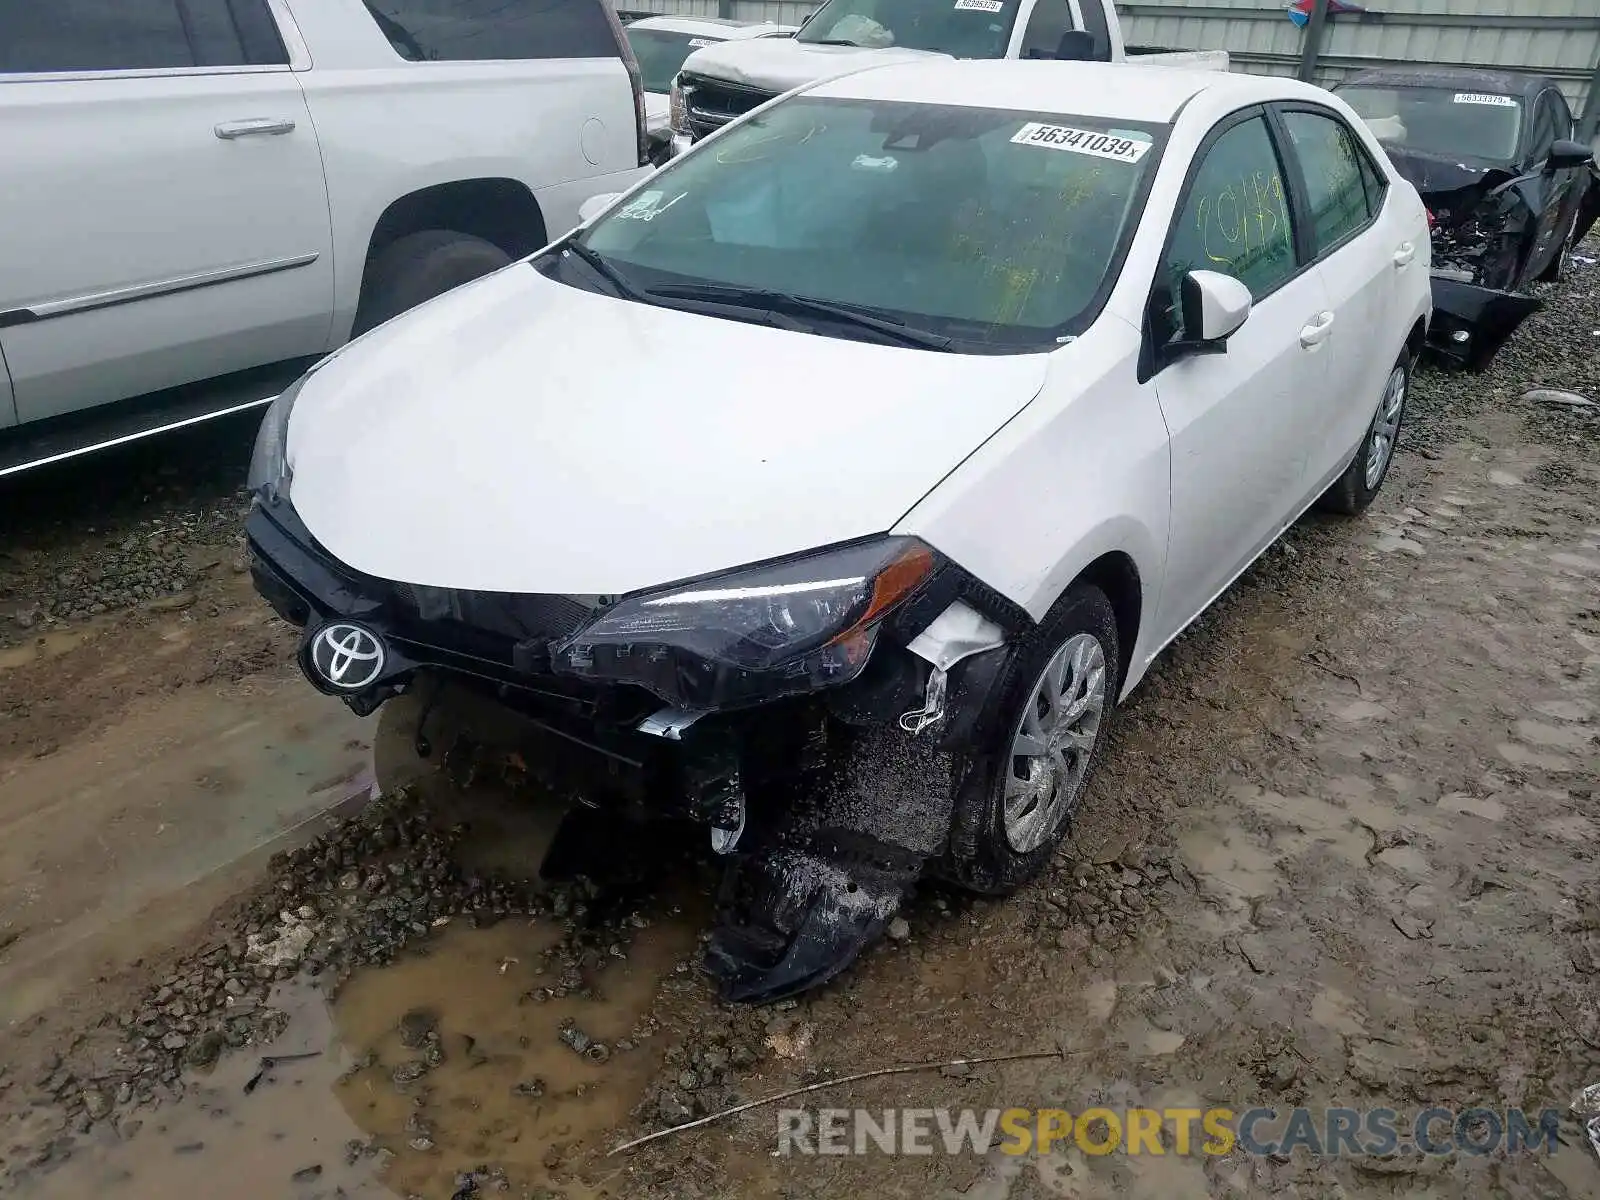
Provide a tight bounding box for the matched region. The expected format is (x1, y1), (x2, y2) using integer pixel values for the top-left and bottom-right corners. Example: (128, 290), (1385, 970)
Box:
(0, 0), (652, 477)
(669, 0), (1227, 151)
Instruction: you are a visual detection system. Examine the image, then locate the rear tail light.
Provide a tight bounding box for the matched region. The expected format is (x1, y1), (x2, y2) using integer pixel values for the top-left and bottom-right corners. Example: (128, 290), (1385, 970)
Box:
(600, 0), (650, 167)
(1425, 207), (1435, 229)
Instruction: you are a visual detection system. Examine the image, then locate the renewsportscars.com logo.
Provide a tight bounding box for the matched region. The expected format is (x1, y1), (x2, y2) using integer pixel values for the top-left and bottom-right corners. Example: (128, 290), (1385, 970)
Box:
(776, 1106), (1564, 1158)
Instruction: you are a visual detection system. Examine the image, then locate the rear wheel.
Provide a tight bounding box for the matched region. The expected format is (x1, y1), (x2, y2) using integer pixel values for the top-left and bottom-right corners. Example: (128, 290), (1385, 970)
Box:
(353, 230), (512, 335)
(1318, 349), (1409, 516)
(939, 585), (1120, 895)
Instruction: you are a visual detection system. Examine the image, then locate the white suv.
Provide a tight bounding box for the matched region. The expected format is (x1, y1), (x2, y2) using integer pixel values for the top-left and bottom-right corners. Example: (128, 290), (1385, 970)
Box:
(0, 0), (650, 475)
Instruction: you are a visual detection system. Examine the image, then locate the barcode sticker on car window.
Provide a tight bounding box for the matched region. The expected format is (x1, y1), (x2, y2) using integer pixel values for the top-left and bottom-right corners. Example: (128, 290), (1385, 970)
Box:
(688, 37), (715, 46)
(1453, 93), (1515, 107)
(955, 0), (1005, 12)
(1011, 123), (1151, 162)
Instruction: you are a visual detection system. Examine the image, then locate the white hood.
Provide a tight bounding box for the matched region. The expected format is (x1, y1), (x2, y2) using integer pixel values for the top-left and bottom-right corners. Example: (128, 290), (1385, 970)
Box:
(680, 36), (943, 94)
(287, 265), (1047, 596)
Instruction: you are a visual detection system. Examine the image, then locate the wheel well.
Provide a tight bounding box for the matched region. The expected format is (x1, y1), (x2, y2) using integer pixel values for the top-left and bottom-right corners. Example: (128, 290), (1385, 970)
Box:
(1406, 315), (1427, 362)
(1074, 551), (1141, 688)
(363, 179), (548, 276)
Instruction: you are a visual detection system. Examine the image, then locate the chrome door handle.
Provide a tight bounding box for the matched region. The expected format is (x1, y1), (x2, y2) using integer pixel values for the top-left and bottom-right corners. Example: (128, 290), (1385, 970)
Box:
(215, 118), (297, 140)
(1393, 241), (1416, 267)
(1299, 311), (1335, 348)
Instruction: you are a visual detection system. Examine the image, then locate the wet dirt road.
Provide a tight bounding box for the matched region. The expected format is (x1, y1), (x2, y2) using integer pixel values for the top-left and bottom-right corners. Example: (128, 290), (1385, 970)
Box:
(3, 272), (1599, 1198)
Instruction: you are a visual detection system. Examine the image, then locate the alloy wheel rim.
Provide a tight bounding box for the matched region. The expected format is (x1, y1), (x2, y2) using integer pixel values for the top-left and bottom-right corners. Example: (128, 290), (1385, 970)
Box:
(1002, 633), (1107, 853)
(1365, 366), (1407, 489)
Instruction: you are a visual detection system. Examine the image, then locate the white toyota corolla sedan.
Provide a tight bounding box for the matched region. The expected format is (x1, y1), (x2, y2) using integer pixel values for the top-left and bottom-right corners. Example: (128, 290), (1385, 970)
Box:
(246, 59), (1431, 1002)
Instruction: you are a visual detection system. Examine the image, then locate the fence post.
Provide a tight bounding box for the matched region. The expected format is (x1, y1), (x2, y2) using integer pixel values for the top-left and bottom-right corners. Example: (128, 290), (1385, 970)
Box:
(1296, 0), (1330, 84)
(718, 0), (734, 16)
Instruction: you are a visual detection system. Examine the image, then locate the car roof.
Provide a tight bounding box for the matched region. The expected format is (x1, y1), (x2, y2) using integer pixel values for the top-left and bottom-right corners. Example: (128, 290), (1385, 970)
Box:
(627, 15), (787, 37)
(806, 59), (1334, 123)
(1338, 67), (1556, 103)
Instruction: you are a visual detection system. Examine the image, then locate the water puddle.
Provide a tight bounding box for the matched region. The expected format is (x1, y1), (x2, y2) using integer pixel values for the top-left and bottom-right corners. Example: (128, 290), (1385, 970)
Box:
(14, 905), (700, 1200)
(333, 915), (698, 1197)
(14, 983), (377, 1200)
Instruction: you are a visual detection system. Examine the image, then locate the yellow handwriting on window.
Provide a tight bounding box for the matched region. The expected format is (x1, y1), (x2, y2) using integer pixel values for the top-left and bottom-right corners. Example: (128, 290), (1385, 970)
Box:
(1195, 170), (1288, 270)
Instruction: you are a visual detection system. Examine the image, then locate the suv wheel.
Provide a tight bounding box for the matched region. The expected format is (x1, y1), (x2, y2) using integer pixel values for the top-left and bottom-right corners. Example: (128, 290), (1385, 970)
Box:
(354, 230), (512, 334)
(938, 584), (1120, 895)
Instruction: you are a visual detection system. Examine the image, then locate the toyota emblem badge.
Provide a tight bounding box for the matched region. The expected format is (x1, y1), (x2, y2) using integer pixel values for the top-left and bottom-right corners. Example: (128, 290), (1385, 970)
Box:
(307, 622), (386, 691)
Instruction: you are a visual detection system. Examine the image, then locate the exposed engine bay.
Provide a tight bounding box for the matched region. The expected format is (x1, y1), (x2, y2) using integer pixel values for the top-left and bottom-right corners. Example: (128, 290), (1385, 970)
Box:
(1416, 154), (1550, 368)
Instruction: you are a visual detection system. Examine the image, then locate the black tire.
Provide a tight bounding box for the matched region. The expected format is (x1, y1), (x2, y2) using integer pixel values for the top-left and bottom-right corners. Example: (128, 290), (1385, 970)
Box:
(353, 230), (512, 335)
(1317, 348), (1410, 516)
(938, 585), (1120, 896)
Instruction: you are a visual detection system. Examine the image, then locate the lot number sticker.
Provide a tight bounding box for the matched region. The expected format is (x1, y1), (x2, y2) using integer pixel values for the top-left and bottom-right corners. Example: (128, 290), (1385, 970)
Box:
(688, 37), (715, 46)
(955, 0), (1005, 12)
(1453, 93), (1515, 107)
(1011, 122), (1151, 162)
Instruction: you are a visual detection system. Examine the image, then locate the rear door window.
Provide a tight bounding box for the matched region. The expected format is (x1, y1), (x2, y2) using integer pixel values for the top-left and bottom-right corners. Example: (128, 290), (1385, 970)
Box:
(1280, 109), (1380, 255)
(362, 0), (621, 61)
(0, 0), (284, 73)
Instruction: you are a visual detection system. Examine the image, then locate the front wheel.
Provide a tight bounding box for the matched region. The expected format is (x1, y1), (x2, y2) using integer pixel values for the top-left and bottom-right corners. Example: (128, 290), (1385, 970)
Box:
(938, 584), (1120, 895)
(1318, 349), (1410, 516)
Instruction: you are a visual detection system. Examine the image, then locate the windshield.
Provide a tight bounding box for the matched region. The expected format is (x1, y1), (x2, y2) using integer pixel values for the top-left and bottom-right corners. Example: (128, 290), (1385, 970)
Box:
(795, 0), (1020, 57)
(626, 27), (724, 93)
(576, 97), (1163, 348)
(1339, 85), (1523, 162)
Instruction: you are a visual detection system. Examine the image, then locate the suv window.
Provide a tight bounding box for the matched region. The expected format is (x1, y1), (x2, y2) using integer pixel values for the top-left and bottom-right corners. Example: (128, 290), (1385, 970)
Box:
(1158, 115), (1296, 341)
(1020, 0), (1074, 60)
(0, 0), (284, 73)
(1282, 109), (1377, 255)
(1079, 0), (1112, 59)
(362, 0), (621, 61)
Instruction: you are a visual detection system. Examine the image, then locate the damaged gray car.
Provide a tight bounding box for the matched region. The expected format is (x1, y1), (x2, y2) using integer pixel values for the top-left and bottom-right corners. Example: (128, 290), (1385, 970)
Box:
(1338, 68), (1594, 369)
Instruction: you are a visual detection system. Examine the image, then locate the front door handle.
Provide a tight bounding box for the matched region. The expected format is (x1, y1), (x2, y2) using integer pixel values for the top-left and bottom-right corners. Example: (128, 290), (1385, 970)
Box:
(215, 117), (297, 140)
(1299, 311), (1335, 348)
(1393, 241), (1416, 267)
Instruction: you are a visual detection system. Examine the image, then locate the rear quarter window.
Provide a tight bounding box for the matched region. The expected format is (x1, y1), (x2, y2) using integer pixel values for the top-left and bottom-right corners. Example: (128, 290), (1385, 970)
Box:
(362, 0), (621, 61)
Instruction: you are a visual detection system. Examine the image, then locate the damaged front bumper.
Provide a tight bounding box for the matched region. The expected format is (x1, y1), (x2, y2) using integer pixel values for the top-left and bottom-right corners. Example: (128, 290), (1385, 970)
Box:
(1427, 276), (1542, 370)
(246, 495), (1029, 1002)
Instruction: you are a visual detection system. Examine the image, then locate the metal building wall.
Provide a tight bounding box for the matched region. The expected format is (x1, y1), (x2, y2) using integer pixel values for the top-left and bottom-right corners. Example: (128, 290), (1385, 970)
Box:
(1118, 1), (1600, 122)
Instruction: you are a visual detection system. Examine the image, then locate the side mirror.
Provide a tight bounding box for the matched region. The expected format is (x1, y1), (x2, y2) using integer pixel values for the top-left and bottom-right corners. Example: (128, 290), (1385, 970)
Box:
(578, 192), (621, 224)
(1054, 30), (1097, 60)
(1169, 270), (1251, 358)
(800, 10), (815, 26)
(1547, 138), (1595, 171)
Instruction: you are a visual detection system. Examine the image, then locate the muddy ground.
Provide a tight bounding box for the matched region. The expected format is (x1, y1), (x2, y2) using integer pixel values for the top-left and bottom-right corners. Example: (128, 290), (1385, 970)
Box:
(1, 263), (1598, 1199)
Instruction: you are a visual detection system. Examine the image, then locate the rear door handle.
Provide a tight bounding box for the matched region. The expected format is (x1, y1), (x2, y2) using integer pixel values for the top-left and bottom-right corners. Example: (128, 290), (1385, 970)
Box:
(1299, 311), (1335, 348)
(215, 117), (297, 140)
(1393, 241), (1416, 267)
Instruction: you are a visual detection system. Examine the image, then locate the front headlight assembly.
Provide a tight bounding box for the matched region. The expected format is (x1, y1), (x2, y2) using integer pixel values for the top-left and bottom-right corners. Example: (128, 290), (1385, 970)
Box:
(245, 373), (307, 501)
(550, 537), (938, 708)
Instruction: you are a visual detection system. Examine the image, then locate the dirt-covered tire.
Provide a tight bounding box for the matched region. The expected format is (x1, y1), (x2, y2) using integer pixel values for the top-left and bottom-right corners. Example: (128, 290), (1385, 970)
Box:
(353, 230), (512, 335)
(1317, 349), (1410, 516)
(938, 584), (1120, 896)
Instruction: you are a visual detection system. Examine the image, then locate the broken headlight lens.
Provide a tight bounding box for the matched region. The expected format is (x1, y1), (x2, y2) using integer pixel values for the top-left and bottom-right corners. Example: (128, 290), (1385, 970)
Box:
(551, 537), (938, 708)
(245, 374), (306, 501)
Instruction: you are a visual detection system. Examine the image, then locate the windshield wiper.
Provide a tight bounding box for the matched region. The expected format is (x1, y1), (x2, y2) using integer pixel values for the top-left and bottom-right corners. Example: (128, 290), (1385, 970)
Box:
(808, 38), (865, 46)
(645, 284), (954, 350)
(558, 240), (652, 302)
